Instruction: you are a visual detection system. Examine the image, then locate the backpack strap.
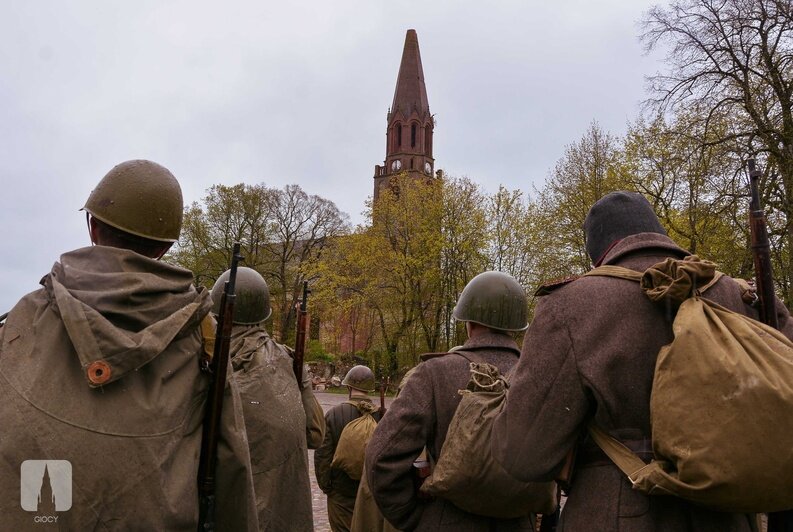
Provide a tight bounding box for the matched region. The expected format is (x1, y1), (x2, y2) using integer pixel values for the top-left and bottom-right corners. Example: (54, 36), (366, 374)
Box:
(584, 264), (725, 295)
(200, 315), (216, 366)
(587, 423), (652, 484)
(583, 265), (643, 282)
(345, 399), (379, 416)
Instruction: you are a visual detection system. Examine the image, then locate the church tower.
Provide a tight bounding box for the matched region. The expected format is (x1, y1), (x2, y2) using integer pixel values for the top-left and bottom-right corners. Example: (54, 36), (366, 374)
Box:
(373, 29), (435, 200)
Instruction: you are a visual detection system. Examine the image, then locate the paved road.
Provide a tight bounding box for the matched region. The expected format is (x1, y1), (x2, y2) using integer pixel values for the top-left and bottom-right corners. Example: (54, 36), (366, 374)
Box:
(310, 391), (394, 532)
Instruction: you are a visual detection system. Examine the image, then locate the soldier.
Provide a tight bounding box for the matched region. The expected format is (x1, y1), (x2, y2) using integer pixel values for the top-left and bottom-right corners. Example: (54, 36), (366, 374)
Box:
(210, 266), (325, 531)
(0, 160), (257, 530)
(364, 271), (536, 531)
(315, 365), (382, 532)
(491, 191), (793, 532)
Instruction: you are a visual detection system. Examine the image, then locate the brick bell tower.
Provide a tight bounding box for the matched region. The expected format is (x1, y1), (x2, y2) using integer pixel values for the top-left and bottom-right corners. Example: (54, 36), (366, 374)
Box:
(373, 29), (435, 201)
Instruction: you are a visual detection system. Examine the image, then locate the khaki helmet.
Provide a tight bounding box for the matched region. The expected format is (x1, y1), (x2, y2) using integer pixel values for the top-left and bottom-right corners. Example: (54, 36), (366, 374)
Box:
(83, 160), (183, 242)
(342, 365), (375, 393)
(452, 271), (529, 332)
(211, 267), (272, 325)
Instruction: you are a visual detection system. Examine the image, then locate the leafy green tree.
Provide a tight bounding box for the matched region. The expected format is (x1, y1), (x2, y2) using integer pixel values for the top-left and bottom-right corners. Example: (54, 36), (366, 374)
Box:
(171, 182), (350, 342)
(643, 0), (793, 303)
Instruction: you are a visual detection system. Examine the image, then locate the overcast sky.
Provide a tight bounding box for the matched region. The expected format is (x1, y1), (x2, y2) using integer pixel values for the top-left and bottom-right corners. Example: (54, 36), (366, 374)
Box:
(0, 0), (663, 313)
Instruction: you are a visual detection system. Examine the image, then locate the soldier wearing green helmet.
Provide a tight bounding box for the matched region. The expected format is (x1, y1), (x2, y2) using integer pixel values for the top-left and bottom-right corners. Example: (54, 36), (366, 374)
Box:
(0, 160), (258, 530)
(210, 266), (325, 531)
(365, 271), (535, 531)
(315, 363), (383, 532)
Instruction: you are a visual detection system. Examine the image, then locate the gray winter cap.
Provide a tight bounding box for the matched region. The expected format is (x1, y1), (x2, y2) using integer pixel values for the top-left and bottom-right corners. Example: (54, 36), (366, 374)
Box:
(583, 191), (666, 264)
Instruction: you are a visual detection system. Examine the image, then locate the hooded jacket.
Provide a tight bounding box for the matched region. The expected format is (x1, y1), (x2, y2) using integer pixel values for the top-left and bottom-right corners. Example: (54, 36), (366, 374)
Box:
(0, 246), (257, 531)
(229, 325), (319, 531)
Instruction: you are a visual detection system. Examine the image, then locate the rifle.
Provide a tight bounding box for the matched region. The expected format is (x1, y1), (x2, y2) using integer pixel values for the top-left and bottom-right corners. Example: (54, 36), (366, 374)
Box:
(750, 160), (793, 532)
(748, 159), (779, 329)
(293, 281), (310, 389)
(378, 376), (389, 415)
(197, 243), (243, 532)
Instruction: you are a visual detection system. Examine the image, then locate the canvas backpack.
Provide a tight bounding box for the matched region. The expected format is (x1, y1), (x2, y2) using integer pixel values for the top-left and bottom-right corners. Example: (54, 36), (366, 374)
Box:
(420, 353), (558, 518)
(584, 255), (793, 512)
(331, 400), (379, 480)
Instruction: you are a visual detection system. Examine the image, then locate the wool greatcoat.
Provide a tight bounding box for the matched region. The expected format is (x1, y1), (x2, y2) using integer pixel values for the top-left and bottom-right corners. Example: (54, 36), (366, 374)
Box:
(365, 331), (536, 532)
(229, 324), (325, 531)
(0, 246), (258, 531)
(491, 233), (793, 532)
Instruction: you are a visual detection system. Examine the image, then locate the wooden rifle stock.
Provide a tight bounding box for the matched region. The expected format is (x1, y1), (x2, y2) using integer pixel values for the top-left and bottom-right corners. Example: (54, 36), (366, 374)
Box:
(197, 243), (243, 532)
(293, 281), (310, 389)
(748, 159), (779, 330)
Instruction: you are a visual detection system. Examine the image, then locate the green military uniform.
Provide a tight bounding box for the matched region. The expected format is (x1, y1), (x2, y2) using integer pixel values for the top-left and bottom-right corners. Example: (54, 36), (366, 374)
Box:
(213, 267), (325, 530)
(0, 160), (258, 530)
(0, 247), (258, 530)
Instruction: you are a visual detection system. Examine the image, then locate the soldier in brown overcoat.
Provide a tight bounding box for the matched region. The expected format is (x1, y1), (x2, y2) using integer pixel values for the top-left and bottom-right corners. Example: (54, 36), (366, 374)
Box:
(0, 160), (258, 530)
(364, 271), (536, 531)
(211, 266), (325, 531)
(491, 191), (793, 532)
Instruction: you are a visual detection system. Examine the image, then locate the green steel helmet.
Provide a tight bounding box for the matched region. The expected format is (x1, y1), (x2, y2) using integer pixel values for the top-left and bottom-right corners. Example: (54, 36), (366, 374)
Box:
(452, 271), (529, 332)
(83, 159), (183, 243)
(342, 365), (375, 393)
(211, 267), (272, 325)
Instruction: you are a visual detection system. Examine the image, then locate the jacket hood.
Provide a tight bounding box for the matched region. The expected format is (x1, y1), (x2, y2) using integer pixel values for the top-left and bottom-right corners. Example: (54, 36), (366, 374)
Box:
(229, 325), (276, 372)
(43, 245), (211, 387)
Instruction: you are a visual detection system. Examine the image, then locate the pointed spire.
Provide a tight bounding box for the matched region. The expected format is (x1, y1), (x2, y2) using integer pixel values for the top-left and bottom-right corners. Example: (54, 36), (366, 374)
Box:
(391, 29), (430, 119)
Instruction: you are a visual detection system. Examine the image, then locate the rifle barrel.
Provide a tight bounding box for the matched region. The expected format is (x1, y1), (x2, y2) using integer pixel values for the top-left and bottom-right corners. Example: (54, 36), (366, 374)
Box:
(197, 243), (243, 532)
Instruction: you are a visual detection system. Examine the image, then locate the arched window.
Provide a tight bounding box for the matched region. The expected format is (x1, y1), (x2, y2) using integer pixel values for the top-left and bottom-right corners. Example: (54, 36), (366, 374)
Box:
(395, 123), (402, 149)
(411, 123), (417, 148)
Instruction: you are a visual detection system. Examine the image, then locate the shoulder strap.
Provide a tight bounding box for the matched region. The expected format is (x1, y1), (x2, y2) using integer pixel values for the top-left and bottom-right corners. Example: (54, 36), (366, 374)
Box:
(345, 399), (378, 416)
(587, 423), (649, 482)
(697, 271), (723, 294)
(583, 265), (643, 282)
(200, 315), (216, 364)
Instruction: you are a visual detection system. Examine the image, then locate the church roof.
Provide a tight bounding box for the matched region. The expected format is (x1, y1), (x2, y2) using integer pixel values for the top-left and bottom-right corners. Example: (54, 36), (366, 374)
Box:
(391, 29), (430, 120)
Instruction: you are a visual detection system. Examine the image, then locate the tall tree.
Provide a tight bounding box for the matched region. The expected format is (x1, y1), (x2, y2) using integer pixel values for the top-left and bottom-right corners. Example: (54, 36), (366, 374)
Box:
(643, 0), (793, 302)
(536, 122), (631, 274)
(622, 111), (750, 275)
(171, 182), (350, 341)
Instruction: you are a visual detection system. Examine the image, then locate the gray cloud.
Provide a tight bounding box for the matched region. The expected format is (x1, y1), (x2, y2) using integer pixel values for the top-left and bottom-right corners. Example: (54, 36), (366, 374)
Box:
(0, 0), (660, 312)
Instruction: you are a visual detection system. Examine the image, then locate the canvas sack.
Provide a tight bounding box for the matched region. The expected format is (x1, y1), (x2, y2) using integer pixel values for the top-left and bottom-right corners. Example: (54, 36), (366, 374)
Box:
(420, 359), (558, 518)
(585, 256), (793, 512)
(331, 401), (379, 480)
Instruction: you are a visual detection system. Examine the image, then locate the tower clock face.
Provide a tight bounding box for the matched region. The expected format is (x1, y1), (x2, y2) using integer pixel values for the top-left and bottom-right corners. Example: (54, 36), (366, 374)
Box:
(391, 159), (402, 171)
(424, 162), (432, 174)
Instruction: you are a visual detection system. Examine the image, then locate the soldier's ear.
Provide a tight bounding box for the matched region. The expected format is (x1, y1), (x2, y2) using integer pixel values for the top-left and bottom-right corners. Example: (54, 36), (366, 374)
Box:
(88, 215), (99, 246)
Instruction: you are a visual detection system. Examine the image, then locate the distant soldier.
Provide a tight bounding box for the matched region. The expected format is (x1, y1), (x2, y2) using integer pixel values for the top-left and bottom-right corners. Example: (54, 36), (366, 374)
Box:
(491, 191), (793, 531)
(315, 365), (382, 532)
(210, 266), (325, 531)
(0, 160), (257, 530)
(365, 271), (536, 531)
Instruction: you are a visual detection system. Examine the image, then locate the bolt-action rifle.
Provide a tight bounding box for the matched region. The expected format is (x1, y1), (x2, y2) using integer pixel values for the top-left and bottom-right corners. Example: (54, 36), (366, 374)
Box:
(750, 160), (793, 532)
(748, 159), (779, 329)
(293, 281), (310, 389)
(197, 243), (243, 532)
